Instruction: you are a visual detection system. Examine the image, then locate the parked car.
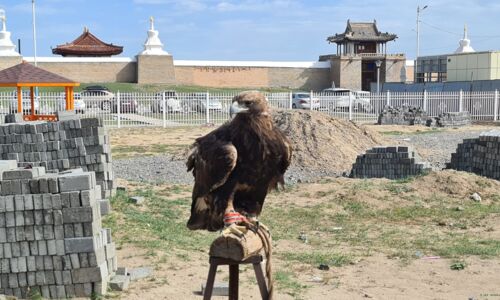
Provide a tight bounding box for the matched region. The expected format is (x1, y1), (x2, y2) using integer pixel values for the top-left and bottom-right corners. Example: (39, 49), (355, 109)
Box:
(80, 90), (115, 111)
(321, 88), (371, 111)
(113, 93), (138, 113)
(56, 92), (86, 114)
(291, 92), (320, 109)
(82, 85), (110, 92)
(150, 90), (183, 113)
(9, 90), (39, 114)
(184, 93), (223, 112)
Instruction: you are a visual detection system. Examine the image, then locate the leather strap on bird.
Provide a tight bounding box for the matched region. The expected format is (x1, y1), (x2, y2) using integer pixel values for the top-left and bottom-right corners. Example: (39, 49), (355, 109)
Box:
(256, 225), (274, 300)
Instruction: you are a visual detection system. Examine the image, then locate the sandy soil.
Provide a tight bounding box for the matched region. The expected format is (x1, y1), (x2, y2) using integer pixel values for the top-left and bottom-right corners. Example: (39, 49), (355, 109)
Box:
(116, 247), (500, 300)
(110, 171), (500, 300)
(108, 123), (500, 300)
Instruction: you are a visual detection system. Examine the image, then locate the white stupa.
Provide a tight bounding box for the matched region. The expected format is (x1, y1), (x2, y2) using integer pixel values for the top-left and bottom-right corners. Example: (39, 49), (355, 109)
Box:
(139, 16), (169, 55)
(0, 9), (20, 56)
(454, 24), (475, 54)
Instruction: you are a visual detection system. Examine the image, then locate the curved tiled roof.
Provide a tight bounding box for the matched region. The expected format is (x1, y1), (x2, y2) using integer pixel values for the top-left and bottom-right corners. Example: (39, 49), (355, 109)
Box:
(0, 62), (75, 84)
(327, 20), (397, 43)
(52, 28), (123, 57)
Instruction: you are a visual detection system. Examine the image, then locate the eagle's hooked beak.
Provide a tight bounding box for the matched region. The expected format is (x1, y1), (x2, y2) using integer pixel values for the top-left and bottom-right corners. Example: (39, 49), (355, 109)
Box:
(230, 101), (249, 117)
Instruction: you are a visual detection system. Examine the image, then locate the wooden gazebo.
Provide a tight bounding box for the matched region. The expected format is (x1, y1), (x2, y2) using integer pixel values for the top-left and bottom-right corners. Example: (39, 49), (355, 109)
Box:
(0, 62), (80, 121)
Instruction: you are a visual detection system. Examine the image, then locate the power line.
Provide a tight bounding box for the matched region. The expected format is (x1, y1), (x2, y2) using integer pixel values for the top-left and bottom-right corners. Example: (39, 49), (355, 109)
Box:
(420, 20), (500, 38)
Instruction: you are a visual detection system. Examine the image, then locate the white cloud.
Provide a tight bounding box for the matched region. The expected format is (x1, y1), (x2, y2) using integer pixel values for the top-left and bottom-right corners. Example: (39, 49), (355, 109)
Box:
(216, 0), (299, 12)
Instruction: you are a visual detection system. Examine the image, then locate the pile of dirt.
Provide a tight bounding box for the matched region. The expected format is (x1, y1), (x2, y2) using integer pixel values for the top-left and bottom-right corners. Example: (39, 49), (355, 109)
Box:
(272, 109), (384, 174)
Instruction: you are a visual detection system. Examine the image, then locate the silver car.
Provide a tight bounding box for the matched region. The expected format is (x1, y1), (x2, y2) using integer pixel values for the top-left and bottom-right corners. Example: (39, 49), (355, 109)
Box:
(291, 92), (320, 109)
(151, 91), (183, 113)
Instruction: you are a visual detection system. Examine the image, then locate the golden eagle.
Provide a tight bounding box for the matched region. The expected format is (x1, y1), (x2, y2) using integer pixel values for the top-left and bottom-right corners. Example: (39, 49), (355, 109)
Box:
(186, 91), (292, 231)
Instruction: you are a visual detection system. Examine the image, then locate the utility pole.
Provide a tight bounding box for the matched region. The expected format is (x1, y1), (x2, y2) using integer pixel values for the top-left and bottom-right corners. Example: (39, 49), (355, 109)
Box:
(32, 0), (37, 66)
(415, 5), (428, 83)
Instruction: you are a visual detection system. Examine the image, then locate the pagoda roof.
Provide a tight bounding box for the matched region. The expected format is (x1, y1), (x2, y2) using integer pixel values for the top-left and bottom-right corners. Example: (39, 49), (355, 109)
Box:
(52, 28), (123, 57)
(327, 20), (397, 43)
(0, 62), (78, 87)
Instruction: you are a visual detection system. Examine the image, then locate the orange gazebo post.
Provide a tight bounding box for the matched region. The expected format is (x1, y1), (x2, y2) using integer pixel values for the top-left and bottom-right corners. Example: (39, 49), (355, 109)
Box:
(0, 62), (79, 121)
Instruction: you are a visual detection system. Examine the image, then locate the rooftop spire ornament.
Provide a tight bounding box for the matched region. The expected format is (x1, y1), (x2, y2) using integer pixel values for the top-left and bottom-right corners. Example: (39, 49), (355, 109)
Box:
(0, 9), (20, 56)
(139, 16), (169, 55)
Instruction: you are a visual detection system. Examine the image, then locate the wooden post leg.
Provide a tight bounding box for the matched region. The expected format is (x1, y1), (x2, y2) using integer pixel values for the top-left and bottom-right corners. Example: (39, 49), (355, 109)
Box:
(229, 264), (239, 300)
(253, 263), (269, 300)
(203, 264), (218, 300)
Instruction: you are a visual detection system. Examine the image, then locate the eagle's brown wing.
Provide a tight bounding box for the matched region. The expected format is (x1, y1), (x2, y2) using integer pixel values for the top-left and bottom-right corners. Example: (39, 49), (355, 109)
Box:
(187, 138), (237, 196)
(268, 128), (293, 191)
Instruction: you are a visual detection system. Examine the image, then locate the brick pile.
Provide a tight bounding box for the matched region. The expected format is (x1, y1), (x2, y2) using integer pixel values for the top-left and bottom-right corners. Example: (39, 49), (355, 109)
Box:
(378, 106), (428, 125)
(428, 111), (472, 127)
(0, 117), (114, 200)
(447, 130), (500, 179)
(0, 161), (116, 298)
(350, 146), (431, 179)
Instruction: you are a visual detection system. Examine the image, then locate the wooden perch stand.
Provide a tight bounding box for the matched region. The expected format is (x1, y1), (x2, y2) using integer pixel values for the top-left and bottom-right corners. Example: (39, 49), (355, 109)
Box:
(204, 228), (272, 300)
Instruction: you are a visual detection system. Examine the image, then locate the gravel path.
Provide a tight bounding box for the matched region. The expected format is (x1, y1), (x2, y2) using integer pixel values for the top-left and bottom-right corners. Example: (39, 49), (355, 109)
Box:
(391, 130), (486, 170)
(113, 129), (489, 185)
(113, 154), (341, 185)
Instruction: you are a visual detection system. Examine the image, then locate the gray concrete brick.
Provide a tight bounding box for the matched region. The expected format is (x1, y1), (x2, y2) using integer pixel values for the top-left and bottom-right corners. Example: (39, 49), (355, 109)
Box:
(42, 194), (52, 209)
(23, 195), (33, 211)
(10, 242), (20, 257)
(58, 173), (93, 192)
(4, 196), (14, 212)
(6, 227), (16, 242)
(47, 240), (57, 255)
(74, 223), (83, 237)
(38, 240), (47, 256)
(29, 241), (38, 257)
(14, 195), (24, 211)
(33, 194), (43, 210)
(5, 212), (15, 227)
(35, 271), (45, 285)
(62, 207), (93, 223)
(70, 253), (80, 269)
(27, 256), (36, 272)
(44, 256), (53, 271)
(17, 257), (26, 273)
(65, 237), (95, 253)
(51, 194), (62, 209)
(27, 271), (35, 286)
(53, 256), (63, 270)
(99, 199), (111, 216)
(71, 264), (106, 284)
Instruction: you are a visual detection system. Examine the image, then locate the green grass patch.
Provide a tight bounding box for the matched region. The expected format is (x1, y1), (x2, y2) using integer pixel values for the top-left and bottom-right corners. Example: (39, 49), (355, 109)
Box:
(280, 251), (352, 267)
(380, 129), (443, 136)
(103, 189), (213, 257)
(274, 270), (309, 298)
(111, 144), (187, 159)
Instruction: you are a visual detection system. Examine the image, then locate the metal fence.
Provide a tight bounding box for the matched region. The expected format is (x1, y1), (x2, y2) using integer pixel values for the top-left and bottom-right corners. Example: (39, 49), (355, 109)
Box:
(1, 90), (499, 127)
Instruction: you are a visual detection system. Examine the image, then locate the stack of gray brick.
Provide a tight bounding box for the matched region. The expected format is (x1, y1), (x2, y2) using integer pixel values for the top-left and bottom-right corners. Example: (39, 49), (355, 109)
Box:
(428, 111), (472, 127)
(0, 162), (117, 299)
(0, 117), (114, 199)
(378, 105), (428, 125)
(447, 130), (500, 179)
(350, 146), (431, 179)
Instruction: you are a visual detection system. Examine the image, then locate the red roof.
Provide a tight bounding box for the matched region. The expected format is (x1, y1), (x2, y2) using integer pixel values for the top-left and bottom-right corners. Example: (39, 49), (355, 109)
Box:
(0, 62), (76, 85)
(52, 28), (123, 57)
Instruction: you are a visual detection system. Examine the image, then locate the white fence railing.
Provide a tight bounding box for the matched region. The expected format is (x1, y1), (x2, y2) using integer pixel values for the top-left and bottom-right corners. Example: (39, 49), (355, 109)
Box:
(2, 90), (500, 127)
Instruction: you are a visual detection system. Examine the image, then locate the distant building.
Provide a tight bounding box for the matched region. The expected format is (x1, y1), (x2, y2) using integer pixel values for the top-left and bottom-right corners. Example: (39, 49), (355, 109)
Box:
(320, 20), (406, 91)
(415, 25), (476, 83)
(52, 27), (123, 57)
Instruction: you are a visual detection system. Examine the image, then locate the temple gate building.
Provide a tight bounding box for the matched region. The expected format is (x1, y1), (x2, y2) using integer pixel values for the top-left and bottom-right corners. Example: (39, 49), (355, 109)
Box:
(320, 20), (406, 91)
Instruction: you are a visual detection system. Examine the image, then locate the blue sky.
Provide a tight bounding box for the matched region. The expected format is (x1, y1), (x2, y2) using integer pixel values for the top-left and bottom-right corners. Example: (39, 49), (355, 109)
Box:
(1, 0), (500, 61)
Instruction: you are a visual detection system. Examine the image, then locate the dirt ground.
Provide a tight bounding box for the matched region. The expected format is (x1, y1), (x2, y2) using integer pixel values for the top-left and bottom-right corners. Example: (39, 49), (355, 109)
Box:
(107, 124), (500, 300)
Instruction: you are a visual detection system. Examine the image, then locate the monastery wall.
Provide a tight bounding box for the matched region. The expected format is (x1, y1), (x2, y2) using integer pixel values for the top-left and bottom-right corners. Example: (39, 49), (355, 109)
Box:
(3, 57), (332, 90)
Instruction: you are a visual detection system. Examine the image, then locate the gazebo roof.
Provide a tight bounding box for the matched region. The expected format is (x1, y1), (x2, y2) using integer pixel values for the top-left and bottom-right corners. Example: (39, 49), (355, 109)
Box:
(327, 20), (397, 43)
(0, 62), (78, 87)
(52, 27), (123, 57)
